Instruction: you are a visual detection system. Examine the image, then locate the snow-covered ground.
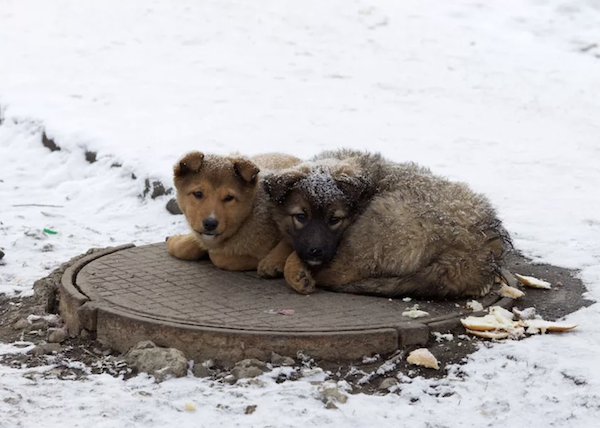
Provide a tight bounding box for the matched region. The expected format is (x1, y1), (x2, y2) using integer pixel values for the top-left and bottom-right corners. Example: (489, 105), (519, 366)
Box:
(1, 0), (600, 426)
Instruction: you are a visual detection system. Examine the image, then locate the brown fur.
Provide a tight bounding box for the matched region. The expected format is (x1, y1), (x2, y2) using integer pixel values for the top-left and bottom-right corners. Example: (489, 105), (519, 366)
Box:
(264, 150), (511, 299)
(167, 151), (300, 272)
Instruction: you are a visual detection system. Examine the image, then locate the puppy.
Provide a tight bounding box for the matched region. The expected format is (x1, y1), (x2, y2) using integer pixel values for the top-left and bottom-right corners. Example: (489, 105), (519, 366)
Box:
(167, 151), (300, 273)
(264, 150), (511, 299)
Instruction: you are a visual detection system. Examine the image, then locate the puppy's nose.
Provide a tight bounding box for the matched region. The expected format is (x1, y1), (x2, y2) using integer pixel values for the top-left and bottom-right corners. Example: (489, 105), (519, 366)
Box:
(308, 247), (324, 258)
(203, 218), (219, 232)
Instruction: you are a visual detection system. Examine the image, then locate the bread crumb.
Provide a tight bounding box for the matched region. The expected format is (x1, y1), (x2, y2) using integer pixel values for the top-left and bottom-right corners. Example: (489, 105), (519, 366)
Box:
(466, 300), (484, 312)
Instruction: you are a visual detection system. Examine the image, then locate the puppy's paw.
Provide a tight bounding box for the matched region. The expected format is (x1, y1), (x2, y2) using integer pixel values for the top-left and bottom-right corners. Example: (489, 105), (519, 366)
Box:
(257, 256), (285, 278)
(284, 252), (316, 294)
(166, 234), (206, 260)
(289, 268), (316, 295)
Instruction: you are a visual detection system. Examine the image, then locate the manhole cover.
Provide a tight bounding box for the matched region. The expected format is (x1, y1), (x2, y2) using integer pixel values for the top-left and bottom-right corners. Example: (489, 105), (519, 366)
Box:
(59, 243), (517, 362)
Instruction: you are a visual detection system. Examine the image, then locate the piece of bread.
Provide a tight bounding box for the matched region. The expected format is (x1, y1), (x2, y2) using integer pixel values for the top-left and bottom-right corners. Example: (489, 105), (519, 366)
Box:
(465, 329), (511, 339)
(515, 274), (552, 289)
(401, 309), (429, 318)
(406, 348), (440, 370)
(523, 319), (577, 334)
(499, 284), (525, 299)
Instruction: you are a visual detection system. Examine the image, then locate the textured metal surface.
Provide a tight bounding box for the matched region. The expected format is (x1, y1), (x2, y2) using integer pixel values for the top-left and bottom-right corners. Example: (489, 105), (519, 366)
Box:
(76, 243), (504, 332)
(60, 243), (510, 361)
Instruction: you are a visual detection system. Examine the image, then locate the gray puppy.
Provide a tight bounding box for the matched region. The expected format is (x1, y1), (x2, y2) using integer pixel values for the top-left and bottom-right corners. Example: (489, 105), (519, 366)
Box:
(263, 149), (511, 299)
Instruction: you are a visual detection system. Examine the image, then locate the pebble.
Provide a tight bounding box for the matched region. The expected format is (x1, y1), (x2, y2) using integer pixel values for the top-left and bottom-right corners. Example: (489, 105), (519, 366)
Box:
(378, 378), (399, 390)
(0, 249), (4, 260)
(166, 198), (183, 215)
(47, 327), (68, 343)
(192, 364), (212, 378)
(125, 341), (188, 382)
(28, 343), (62, 356)
(41, 244), (54, 253)
(231, 358), (268, 380)
(42, 343), (62, 354)
(12, 318), (29, 330)
(27, 346), (45, 356)
(271, 352), (295, 367)
(232, 366), (264, 380)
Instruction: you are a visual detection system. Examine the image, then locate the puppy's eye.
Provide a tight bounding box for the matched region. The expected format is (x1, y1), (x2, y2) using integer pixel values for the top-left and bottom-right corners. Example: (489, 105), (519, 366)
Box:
(294, 213), (307, 223)
(193, 191), (203, 199)
(328, 217), (342, 226)
(223, 195), (235, 202)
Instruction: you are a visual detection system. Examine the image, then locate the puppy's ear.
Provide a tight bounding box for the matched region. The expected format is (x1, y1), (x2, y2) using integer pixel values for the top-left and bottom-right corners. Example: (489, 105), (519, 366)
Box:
(233, 159), (260, 183)
(263, 170), (305, 204)
(174, 152), (204, 177)
(334, 174), (374, 206)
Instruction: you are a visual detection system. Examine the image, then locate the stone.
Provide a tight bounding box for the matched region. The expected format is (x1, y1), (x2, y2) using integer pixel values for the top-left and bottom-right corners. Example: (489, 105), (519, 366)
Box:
(28, 343), (62, 356)
(134, 340), (157, 350)
(85, 151), (97, 163)
(245, 405), (257, 415)
(125, 341), (188, 381)
(12, 318), (29, 330)
(144, 179), (172, 199)
(270, 352), (295, 367)
(41, 343), (62, 354)
(192, 364), (212, 378)
(27, 346), (45, 356)
(166, 198), (183, 215)
(33, 275), (59, 313)
(231, 358), (268, 380)
(236, 358), (266, 369)
(232, 366), (263, 380)
(378, 377), (399, 390)
(0, 249), (4, 260)
(223, 374), (237, 384)
(47, 327), (68, 344)
(25, 315), (49, 328)
(41, 244), (54, 253)
(41, 131), (61, 152)
(192, 359), (216, 378)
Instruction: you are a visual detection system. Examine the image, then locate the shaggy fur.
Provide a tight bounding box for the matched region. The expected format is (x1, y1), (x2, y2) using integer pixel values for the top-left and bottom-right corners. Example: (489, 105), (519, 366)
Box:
(263, 149), (511, 299)
(167, 151), (300, 273)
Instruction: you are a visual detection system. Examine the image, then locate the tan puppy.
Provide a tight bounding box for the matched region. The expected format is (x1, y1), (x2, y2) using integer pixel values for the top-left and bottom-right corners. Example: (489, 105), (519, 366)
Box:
(263, 150), (512, 299)
(167, 151), (300, 273)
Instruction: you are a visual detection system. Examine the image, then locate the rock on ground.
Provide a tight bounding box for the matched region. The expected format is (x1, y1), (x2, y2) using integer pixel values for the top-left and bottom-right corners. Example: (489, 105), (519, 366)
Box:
(125, 341), (188, 381)
(231, 358), (268, 380)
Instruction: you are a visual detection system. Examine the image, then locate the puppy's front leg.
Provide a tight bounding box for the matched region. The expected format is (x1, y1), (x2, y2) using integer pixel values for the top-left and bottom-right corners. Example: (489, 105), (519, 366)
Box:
(167, 233), (207, 260)
(283, 252), (316, 294)
(313, 259), (364, 286)
(257, 239), (293, 278)
(209, 253), (260, 271)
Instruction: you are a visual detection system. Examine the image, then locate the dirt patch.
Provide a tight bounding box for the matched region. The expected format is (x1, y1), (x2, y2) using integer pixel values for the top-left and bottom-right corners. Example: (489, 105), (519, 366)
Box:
(0, 249), (592, 394)
(0, 250), (135, 381)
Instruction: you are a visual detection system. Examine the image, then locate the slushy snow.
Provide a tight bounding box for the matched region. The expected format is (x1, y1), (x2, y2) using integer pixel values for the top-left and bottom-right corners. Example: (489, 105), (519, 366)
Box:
(1, 0), (600, 427)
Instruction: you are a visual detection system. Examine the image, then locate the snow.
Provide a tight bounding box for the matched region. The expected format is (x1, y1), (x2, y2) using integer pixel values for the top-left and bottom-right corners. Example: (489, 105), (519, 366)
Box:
(1, 0), (600, 426)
